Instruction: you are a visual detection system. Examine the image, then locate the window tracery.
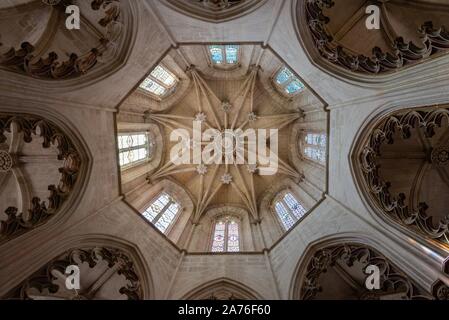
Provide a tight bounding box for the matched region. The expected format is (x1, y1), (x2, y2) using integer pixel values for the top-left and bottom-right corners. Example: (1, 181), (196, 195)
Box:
(274, 192), (306, 231)
(301, 132), (326, 164)
(4, 247), (143, 300)
(356, 106), (449, 246)
(139, 64), (178, 98)
(142, 192), (181, 234)
(303, 0), (449, 76)
(274, 66), (305, 96)
(211, 216), (240, 252)
(208, 45), (240, 68)
(296, 243), (435, 300)
(117, 132), (153, 168)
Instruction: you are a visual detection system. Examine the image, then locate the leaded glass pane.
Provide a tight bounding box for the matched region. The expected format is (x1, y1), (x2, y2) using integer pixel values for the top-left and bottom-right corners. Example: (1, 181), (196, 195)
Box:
(304, 147), (325, 163)
(284, 193), (306, 220)
(276, 67), (292, 85)
(275, 201), (295, 230)
(275, 66), (305, 96)
(303, 133), (326, 163)
(225, 45), (239, 64)
(139, 78), (167, 96)
(142, 193), (170, 223)
(304, 146), (314, 159)
(318, 134), (326, 148)
(305, 133), (324, 147)
(227, 220), (240, 252)
(151, 65), (176, 87)
(305, 134), (313, 145)
(212, 221), (226, 252)
(209, 45), (224, 64)
(118, 133), (149, 167)
(285, 79), (304, 94)
(155, 202), (180, 233)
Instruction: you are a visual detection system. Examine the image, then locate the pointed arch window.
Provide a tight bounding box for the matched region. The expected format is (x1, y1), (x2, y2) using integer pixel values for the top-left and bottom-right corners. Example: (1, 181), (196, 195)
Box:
(118, 132), (153, 168)
(142, 192), (181, 233)
(274, 66), (305, 95)
(211, 217), (240, 252)
(139, 64), (178, 97)
(302, 132), (326, 164)
(208, 45), (240, 67)
(274, 192), (306, 230)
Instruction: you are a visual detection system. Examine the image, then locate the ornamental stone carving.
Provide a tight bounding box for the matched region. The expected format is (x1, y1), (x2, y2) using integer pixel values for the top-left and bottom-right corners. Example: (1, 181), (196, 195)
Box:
(0, 0), (126, 80)
(431, 146), (449, 166)
(432, 280), (449, 300)
(299, 243), (432, 300)
(0, 150), (13, 173)
(356, 107), (449, 245)
(4, 247), (143, 300)
(304, 0), (449, 75)
(0, 114), (83, 242)
(163, 0), (267, 22)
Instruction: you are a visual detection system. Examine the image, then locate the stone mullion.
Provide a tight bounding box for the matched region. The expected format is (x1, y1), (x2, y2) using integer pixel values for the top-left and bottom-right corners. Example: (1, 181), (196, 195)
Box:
(281, 197), (297, 225)
(153, 200), (174, 225)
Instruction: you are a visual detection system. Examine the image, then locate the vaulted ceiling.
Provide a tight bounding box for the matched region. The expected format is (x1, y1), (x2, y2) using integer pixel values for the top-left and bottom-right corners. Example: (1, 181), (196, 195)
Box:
(117, 44), (327, 247)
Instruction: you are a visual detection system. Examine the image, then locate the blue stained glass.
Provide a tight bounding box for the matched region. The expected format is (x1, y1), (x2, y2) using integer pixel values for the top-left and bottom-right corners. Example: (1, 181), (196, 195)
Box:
(209, 46), (224, 64)
(225, 45), (238, 64)
(276, 67), (292, 85)
(275, 66), (305, 96)
(285, 79), (304, 94)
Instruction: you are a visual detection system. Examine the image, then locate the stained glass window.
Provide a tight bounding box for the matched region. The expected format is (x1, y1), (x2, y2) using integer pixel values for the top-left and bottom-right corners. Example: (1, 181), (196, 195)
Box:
(211, 221), (226, 252)
(210, 45), (224, 64)
(225, 45), (239, 64)
(302, 133), (326, 164)
(209, 45), (240, 67)
(284, 193), (306, 219)
(142, 192), (181, 234)
(211, 217), (240, 252)
(139, 64), (178, 97)
(276, 67), (292, 85)
(227, 220), (240, 252)
(274, 66), (305, 95)
(274, 192), (306, 231)
(118, 133), (152, 167)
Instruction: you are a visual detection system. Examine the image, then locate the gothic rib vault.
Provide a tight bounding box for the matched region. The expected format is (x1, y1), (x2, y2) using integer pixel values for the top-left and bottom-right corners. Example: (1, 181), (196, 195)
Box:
(1, 0), (449, 301)
(146, 67), (305, 223)
(118, 44), (327, 252)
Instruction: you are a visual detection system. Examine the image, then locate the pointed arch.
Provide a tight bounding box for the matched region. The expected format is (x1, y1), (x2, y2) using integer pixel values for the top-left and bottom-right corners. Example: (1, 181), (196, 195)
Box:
(1, 234), (153, 300)
(351, 104), (449, 262)
(162, 0), (269, 23)
(290, 235), (434, 300)
(182, 277), (263, 300)
(0, 109), (91, 244)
